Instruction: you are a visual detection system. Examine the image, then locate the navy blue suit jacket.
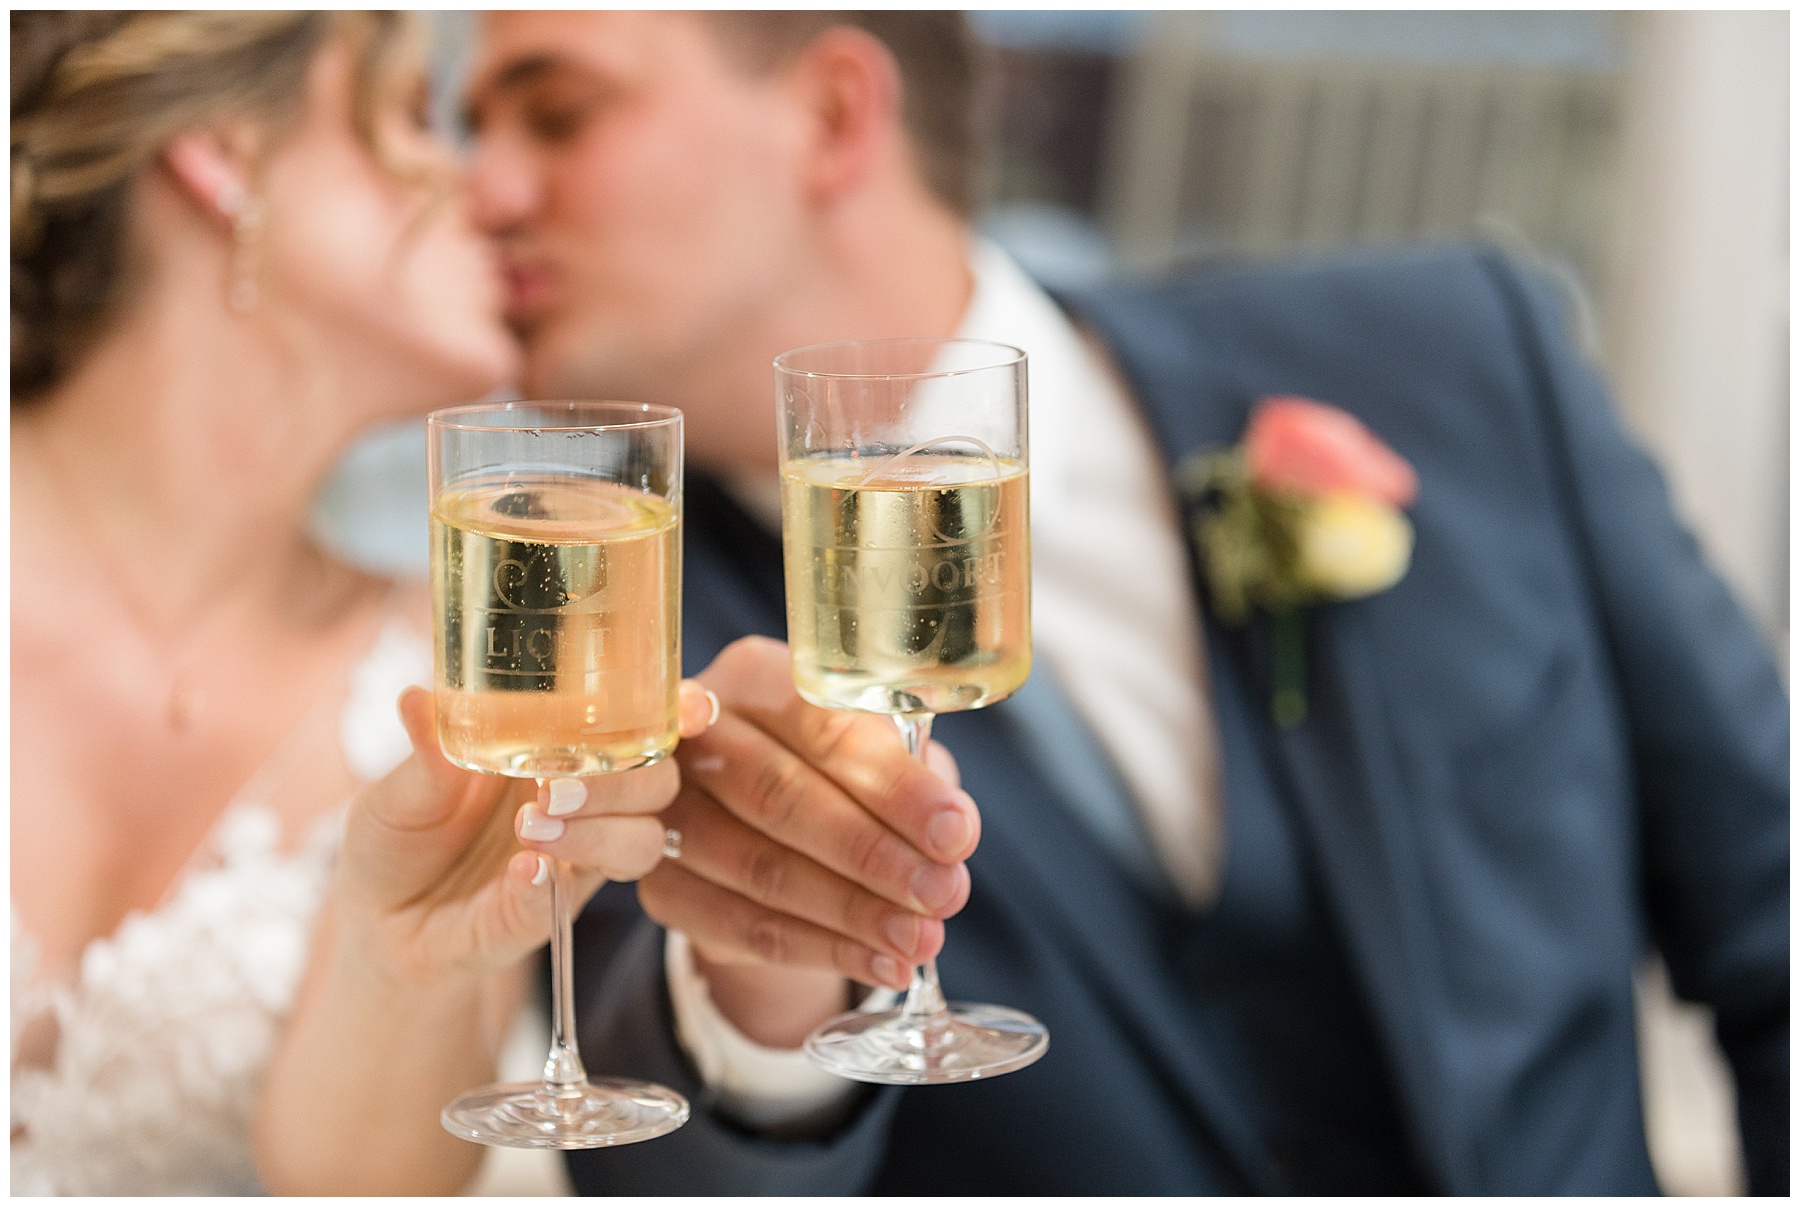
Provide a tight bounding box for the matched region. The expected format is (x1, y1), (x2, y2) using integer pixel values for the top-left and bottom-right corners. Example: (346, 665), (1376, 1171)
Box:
(565, 245), (1788, 1195)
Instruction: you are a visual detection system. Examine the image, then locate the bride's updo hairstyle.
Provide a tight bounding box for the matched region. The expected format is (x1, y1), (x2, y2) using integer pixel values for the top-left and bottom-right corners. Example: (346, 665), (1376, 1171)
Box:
(10, 11), (422, 400)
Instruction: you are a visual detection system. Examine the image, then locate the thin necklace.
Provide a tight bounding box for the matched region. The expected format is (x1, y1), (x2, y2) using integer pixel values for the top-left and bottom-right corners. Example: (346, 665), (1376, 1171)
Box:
(27, 433), (366, 733)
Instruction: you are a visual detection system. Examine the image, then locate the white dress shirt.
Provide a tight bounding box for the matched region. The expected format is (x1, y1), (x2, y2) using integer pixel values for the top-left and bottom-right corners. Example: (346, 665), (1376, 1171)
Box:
(666, 240), (1226, 1125)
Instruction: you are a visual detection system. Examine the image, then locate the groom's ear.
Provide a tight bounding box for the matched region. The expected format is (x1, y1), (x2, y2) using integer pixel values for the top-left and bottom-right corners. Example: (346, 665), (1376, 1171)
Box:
(785, 25), (904, 209)
(160, 124), (261, 228)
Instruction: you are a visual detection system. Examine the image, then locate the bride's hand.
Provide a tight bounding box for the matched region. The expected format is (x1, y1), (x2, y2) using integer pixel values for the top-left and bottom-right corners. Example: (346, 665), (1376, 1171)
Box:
(256, 683), (716, 1195)
(334, 683), (718, 985)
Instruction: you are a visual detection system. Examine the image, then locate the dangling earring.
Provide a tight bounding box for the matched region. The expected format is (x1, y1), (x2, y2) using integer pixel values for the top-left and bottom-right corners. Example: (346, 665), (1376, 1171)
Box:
(218, 182), (264, 314)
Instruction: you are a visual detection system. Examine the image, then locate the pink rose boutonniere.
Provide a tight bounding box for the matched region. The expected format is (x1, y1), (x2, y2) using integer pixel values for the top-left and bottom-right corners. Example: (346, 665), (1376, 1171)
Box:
(1177, 396), (1419, 727)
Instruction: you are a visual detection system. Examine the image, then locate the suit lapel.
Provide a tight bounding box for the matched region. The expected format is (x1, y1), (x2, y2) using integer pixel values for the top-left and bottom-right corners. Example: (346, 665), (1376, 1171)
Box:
(1263, 610), (1459, 1183)
(941, 703), (1277, 1192)
(1060, 285), (1457, 1187)
(681, 476), (789, 671)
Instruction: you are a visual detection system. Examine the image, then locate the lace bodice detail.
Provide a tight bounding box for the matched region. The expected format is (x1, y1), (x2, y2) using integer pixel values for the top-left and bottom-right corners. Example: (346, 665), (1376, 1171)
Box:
(10, 620), (431, 1196)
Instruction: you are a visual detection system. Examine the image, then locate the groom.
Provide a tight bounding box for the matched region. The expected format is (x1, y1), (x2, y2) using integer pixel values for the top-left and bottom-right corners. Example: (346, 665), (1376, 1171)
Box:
(463, 11), (1788, 1194)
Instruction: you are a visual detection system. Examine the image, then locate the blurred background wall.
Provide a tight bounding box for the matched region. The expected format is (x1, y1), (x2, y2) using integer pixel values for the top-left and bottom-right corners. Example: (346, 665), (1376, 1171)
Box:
(318, 13), (1788, 1195)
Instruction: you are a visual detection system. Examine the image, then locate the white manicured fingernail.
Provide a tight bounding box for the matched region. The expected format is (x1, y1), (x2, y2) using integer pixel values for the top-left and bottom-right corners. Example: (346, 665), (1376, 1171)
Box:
(519, 807), (565, 842)
(662, 828), (683, 859)
(547, 778), (587, 816)
(704, 689), (721, 728)
(531, 855), (550, 886)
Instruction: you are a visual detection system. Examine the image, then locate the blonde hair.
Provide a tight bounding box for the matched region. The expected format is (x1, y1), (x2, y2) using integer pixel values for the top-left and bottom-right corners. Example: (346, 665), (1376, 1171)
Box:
(11, 10), (423, 398)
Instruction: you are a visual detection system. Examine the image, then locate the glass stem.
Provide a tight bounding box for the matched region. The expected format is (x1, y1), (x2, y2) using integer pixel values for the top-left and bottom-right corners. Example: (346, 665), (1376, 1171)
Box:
(892, 714), (949, 1024)
(540, 779), (589, 1095)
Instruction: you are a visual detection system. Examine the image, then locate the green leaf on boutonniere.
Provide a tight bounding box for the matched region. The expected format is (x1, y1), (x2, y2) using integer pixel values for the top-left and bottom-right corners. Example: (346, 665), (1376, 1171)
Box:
(1177, 448), (1312, 626)
(1270, 608), (1307, 727)
(1177, 449), (1322, 729)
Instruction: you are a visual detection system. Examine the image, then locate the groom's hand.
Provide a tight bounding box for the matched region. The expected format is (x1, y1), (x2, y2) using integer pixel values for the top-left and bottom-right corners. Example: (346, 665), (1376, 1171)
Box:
(637, 637), (980, 1048)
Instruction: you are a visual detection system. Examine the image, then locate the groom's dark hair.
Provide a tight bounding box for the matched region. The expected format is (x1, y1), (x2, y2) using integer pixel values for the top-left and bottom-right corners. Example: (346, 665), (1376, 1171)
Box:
(705, 12), (986, 218)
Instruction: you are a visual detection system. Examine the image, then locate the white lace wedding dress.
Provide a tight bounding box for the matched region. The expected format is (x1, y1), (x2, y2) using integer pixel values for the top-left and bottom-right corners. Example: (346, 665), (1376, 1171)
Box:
(10, 622), (432, 1196)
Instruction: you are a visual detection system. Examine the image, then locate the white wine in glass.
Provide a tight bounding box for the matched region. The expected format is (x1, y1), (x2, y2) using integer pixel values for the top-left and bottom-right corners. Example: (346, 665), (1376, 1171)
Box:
(434, 476), (680, 777)
(782, 452), (1030, 715)
(430, 401), (689, 1149)
(776, 338), (1049, 1086)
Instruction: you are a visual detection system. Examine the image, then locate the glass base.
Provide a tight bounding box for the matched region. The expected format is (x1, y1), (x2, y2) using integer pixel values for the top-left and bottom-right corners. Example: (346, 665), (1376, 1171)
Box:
(804, 1002), (1049, 1085)
(441, 1077), (689, 1149)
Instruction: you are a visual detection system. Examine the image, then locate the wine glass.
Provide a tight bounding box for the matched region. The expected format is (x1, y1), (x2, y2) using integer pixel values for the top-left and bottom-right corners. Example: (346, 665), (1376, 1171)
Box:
(428, 400), (689, 1147)
(775, 339), (1050, 1084)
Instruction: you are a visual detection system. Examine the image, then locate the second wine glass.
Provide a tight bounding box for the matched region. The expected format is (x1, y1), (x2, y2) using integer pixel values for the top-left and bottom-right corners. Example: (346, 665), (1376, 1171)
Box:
(775, 338), (1049, 1085)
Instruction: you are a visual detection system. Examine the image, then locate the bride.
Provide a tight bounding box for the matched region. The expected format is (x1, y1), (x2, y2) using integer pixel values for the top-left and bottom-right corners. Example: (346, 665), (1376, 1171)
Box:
(12, 12), (707, 1194)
